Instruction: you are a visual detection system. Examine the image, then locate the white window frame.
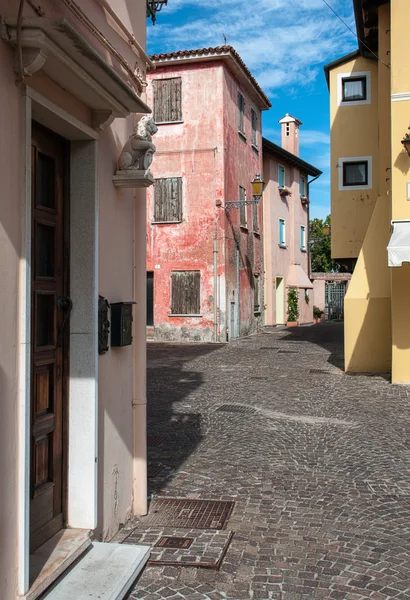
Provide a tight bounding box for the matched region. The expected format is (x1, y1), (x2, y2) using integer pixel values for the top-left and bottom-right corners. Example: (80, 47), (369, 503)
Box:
(337, 71), (371, 107)
(300, 174), (307, 197)
(300, 225), (307, 251)
(338, 156), (372, 191)
(279, 218), (286, 247)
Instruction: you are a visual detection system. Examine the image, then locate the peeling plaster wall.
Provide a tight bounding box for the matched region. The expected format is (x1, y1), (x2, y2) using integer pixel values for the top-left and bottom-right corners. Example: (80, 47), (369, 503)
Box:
(222, 68), (264, 338)
(146, 63), (225, 342)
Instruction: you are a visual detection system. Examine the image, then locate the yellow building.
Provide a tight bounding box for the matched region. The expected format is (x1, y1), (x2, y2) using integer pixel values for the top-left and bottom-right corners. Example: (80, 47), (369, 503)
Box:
(325, 0), (410, 383)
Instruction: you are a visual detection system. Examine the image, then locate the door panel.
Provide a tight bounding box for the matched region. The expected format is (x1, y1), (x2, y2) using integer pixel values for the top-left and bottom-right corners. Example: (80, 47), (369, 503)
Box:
(30, 125), (68, 552)
(276, 277), (284, 324)
(147, 272), (154, 326)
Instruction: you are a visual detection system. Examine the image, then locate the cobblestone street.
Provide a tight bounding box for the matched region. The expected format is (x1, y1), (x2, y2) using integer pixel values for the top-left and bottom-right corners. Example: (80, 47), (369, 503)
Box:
(126, 323), (410, 600)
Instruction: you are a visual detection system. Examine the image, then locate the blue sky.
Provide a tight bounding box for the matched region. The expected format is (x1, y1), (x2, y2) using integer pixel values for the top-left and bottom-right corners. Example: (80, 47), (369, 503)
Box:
(147, 0), (357, 220)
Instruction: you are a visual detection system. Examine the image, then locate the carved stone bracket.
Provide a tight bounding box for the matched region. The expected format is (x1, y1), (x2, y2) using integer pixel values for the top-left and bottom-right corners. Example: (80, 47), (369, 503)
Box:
(113, 170), (154, 188)
(92, 110), (115, 131)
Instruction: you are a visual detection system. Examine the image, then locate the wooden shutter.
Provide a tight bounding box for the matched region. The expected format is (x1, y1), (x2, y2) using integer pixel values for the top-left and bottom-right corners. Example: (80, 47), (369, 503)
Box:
(154, 178), (182, 222)
(254, 275), (260, 311)
(238, 92), (244, 133)
(239, 186), (246, 227)
(153, 78), (182, 123)
(171, 271), (200, 315)
(251, 109), (258, 146)
(252, 202), (259, 232)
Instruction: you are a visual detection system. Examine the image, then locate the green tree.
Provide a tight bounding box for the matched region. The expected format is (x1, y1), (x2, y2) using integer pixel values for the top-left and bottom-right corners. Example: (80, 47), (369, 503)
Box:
(309, 215), (339, 273)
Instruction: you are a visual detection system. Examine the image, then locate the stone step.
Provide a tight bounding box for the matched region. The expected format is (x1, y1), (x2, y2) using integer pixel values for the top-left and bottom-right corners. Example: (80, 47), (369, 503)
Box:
(42, 542), (150, 600)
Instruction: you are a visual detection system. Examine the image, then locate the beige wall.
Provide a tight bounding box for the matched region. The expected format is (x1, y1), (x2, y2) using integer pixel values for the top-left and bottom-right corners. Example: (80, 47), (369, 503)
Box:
(0, 40), (22, 600)
(329, 56), (379, 260)
(0, 0), (149, 595)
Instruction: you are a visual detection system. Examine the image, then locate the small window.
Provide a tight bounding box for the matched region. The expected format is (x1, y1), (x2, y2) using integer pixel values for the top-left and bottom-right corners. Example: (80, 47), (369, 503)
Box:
(285, 123), (290, 137)
(338, 71), (370, 106)
(254, 274), (261, 313)
(170, 271), (200, 315)
(342, 161), (368, 186)
(251, 109), (258, 147)
(239, 185), (247, 227)
(279, 218), (286, 247)
(153, 78), (182, 123)
(300, 225), (306, 251)
(238, 92), (245, 135)
(342, 76), (366, 102)
(154, 178), (183, 222)
(300, 175), (307, 197)
(278, 165), (285, 188)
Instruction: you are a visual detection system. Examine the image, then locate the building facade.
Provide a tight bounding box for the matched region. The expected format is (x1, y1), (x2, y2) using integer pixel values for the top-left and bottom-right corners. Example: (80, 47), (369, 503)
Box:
(325, 0), (410, 383)
(145, 47), (271, 342)
(263, 118), (321, 326)
(0, 1), (156, 597)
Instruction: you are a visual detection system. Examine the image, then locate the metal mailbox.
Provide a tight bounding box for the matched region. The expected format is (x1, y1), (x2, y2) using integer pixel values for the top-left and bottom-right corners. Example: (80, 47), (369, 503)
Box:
(111, 302), (135, 347)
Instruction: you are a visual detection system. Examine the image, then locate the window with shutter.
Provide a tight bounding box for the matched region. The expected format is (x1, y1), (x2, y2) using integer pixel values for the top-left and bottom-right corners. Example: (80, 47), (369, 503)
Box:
(153, 78), (182, 123)
(251, 109), (258, 147)
(170, 271), (201, 315)
(154, 178), (183, 222)
(238, 92), (245, 135)
(239, 186), (247, 227)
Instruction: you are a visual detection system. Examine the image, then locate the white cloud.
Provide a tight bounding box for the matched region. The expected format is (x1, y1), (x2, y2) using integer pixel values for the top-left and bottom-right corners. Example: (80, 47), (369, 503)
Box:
(300, 130), (330, 146)
(148, 0), (357, 94)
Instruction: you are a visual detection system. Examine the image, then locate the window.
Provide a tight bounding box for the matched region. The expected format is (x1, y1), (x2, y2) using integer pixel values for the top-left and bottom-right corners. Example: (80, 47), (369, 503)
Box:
(343, 161), (368, 186)
(337, 71), (371, 106)
(238, 92), (245, 135)
(278, 165), (285, 188)
(239, 186), (247, 227)
(154, 178), (183, 222)
(338, 156), (372, 190)
(285, 123), (290, 137)
(279, 219), (286, 247)
(300, 225), (306, 251)
(153, 78), (182, 123)
(252, 201), (259, 232)
(300, 175), (307, 197)
(254, 274), (261, 313)
(342, 76), (366, 102)
(251, 109), (258, 147)
(170, 271), (200, 315)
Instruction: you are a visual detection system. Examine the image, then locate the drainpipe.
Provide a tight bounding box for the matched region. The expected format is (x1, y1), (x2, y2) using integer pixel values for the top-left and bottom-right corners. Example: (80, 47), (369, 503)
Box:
(213, 236), (218, 342)
(236, 247), (240, 338)
(307, 174), (321, 278)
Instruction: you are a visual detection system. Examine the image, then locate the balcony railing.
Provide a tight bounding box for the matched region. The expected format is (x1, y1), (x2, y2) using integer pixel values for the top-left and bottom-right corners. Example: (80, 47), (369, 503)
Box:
(147, 0), (168, 24)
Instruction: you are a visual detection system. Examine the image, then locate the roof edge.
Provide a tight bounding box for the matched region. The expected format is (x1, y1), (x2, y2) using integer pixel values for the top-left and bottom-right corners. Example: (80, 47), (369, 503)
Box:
(149, 46), (271, 110)
(323, 50), (361, 87)
(262, 137), (322, 178)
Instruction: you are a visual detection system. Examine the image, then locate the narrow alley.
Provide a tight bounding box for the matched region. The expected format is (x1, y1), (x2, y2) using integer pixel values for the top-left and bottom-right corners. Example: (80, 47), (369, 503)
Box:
(120, 324), (410, 600)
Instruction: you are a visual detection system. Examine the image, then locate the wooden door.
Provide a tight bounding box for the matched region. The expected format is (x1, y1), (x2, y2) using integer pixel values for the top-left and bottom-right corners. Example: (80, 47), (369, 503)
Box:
(147, 272), (154, 326)
(30, 125), (69, 552)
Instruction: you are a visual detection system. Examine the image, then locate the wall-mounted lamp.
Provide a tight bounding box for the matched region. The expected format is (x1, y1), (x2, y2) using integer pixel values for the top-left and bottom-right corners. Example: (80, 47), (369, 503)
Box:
(323, 225), (331, 237)
(223, 174), (265, 212)
(401, 131), (410, 156)
(147, 0), (168, 24)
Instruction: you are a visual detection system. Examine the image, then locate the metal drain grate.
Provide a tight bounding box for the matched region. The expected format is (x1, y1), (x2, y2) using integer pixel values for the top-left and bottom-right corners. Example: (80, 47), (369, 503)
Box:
(155, 536), (194, 549)
(216, 404), (257, 414)
(143, 498), (235, 530)
(259, 347), (279, 350)
(249, 376), (268, 381)
(148, 464), (164, 478)
(309, 369), (344, 375)
(148, 436), (166, 447)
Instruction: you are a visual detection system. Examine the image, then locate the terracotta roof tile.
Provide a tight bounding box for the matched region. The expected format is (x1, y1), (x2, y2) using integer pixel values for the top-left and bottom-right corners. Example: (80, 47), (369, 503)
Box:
(149, 46), (271, 108)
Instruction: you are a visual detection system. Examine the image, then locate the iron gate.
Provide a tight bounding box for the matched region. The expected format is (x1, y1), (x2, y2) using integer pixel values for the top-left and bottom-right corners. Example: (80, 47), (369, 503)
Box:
(325, 281), (346, 321)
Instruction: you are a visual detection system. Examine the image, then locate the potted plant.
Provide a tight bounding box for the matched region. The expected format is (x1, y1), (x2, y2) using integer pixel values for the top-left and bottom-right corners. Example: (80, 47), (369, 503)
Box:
(287, 287), (299, 327)
(313, 306), (324, 324)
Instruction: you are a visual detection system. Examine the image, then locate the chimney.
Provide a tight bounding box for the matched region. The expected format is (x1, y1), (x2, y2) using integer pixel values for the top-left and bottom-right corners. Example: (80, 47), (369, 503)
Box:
(279, 114), (302, 156)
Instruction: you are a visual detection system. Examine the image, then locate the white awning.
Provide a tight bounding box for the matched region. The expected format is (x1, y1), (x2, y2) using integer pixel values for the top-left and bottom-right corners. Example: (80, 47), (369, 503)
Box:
(387, 220), (410, 267)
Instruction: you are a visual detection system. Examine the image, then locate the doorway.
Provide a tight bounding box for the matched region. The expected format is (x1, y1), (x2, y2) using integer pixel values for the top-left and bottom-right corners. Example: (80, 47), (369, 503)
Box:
(276, 277), (285, 324)
(30, 125), (69, 552)
(147, 272), (154, 326)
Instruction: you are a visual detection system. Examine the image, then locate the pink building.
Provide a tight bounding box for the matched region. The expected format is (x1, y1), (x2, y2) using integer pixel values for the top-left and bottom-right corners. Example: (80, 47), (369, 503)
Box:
(146, 47), (271, 342)
(263, 117), (322, 326)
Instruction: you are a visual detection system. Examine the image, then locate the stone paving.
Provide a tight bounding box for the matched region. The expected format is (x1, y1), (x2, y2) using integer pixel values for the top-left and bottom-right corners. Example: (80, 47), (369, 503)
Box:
(126, 323), (410, 600)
